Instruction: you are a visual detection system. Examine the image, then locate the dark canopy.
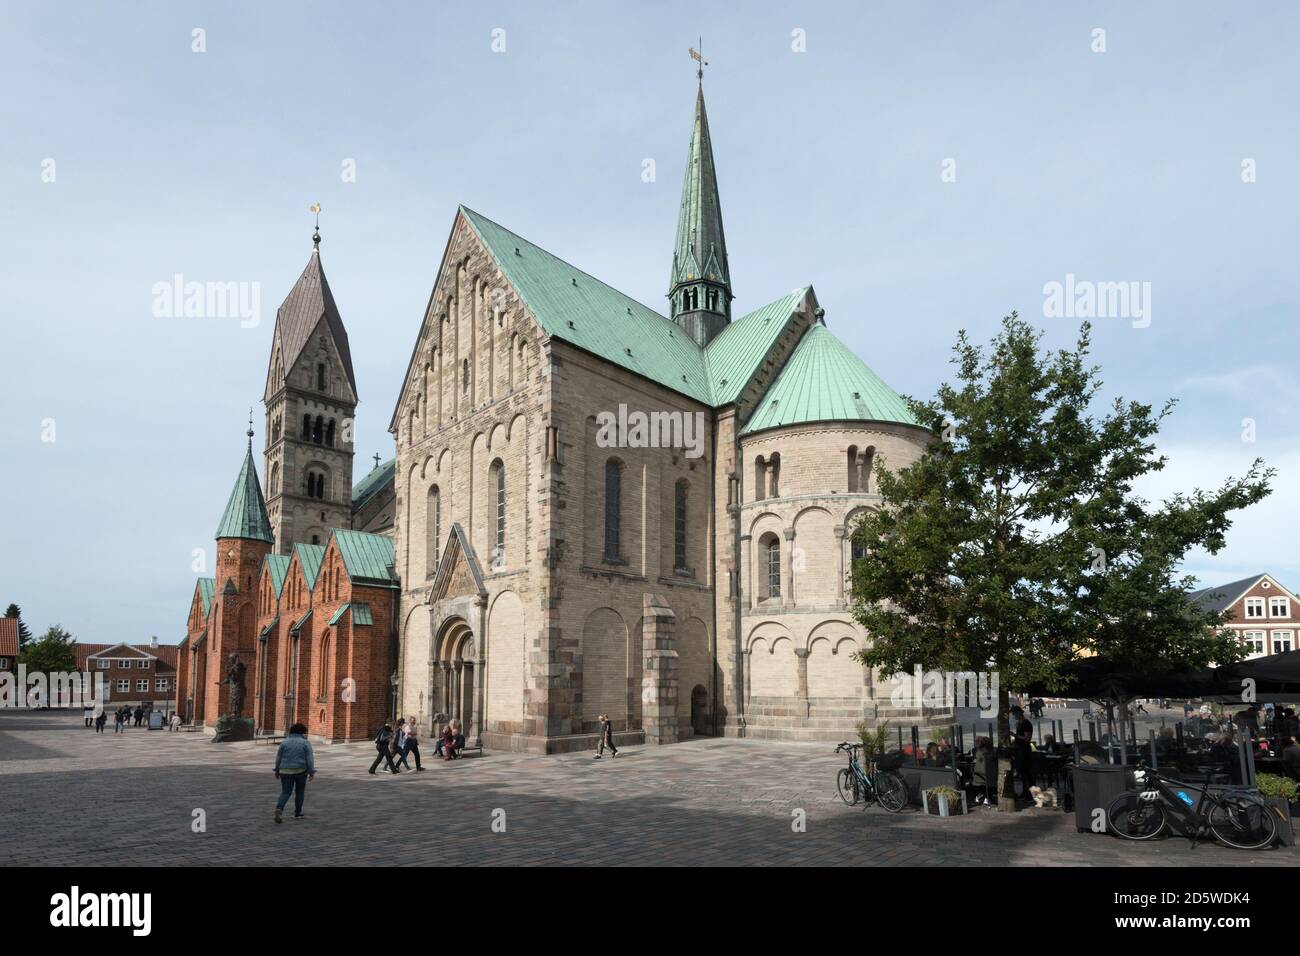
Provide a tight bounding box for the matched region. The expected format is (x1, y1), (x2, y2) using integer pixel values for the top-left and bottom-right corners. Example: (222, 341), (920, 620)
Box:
(1214, 650), (1300, 695)
(1022, 656), (1222, 701)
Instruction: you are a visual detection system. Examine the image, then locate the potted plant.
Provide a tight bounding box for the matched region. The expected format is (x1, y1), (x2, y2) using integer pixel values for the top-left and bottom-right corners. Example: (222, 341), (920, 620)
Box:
(922, 784), (966, 817)
(1256, 773), (1297, 847)
(855, 719), (891, 768)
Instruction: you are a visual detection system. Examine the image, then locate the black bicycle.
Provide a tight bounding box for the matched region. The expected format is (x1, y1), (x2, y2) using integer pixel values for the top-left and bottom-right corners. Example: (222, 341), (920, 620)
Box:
(1106, 766), (1277, 850)
(835, 742), (909, 813)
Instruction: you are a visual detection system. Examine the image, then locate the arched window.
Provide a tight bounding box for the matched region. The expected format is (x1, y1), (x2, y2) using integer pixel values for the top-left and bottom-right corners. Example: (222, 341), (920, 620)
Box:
(851, 533), (868, 565)
(462, 358), (470, 395)
(861, 447), (875, 495)
(427, 485), (441, 576)
(271, 416), (281, 443)
(305, 471), (314, 496)
(674, 479), (688, 572)
(302, 414), (312, 439)
(603, 459), (623, 562)
(269, 462), (279, 496)
(325, 419), (336, 447)
(768, 453), (781, 498)
(316, 473), (326, 499)
(316, 363), (326, 392)
(317, 630), (331, 699)
(753, 455), (766, 502)
(706, 289), (718, 311)
(847, 446), (859, 493)
(491, 459), (506, 559)
(760, 533), (781, 599)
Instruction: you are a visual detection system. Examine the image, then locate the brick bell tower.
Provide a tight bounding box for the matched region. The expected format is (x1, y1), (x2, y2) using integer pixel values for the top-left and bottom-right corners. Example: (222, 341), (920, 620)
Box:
(208, 423), (275, 723)
(262, 215), (359, 554)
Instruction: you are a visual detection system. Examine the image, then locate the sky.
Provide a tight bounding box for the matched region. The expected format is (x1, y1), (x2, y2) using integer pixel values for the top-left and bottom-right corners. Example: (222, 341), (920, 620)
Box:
(2, 1), (1297, 645)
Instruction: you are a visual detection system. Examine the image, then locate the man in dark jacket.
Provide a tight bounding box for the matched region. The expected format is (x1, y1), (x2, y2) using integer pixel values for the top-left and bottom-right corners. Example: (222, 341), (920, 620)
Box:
(594, 713), (619, 759)
(1009, 705), (1034, 802)
(368, 723), (401, 774)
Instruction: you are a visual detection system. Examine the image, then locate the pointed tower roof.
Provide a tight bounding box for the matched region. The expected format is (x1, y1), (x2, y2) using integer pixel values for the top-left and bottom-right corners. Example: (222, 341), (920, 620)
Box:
(215, 434), (275, 543)
(268, 237), (358, 398)
(669, 87), (731, 295)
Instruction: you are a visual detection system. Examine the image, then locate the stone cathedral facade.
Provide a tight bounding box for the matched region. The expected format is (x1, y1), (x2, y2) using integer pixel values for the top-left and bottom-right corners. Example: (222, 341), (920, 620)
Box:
(391, 86), (938, 753)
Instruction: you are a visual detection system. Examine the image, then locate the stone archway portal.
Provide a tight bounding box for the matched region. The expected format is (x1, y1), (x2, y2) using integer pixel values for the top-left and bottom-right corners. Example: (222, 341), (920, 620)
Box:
(434, 618), (478, 740)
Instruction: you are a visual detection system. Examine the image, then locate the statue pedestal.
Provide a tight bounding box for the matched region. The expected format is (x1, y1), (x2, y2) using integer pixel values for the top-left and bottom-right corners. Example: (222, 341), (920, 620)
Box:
(212, 716), (254, 743)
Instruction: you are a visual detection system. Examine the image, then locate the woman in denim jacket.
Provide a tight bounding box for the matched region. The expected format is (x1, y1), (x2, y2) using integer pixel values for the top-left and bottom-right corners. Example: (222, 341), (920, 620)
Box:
(274, 723), (317, 823)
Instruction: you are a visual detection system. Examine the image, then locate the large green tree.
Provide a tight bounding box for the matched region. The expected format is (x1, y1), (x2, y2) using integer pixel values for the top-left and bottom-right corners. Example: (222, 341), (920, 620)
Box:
(850, 315), (1271, 742)
(19, 624), (77, 675)
(4, 604), (33, 649)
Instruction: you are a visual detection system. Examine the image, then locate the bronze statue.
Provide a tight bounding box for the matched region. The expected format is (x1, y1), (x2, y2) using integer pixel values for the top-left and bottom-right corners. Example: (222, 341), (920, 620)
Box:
(224, 653), (247, 717)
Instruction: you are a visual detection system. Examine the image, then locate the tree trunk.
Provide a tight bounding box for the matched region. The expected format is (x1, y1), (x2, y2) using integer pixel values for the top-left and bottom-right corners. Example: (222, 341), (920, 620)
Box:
(996, 684), (1017, 812)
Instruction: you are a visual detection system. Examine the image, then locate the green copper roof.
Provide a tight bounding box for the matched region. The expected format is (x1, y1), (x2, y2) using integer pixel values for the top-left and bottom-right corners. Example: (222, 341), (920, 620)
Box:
(263, 554), (291, 599)
(327, 602), (373, 626)
(460, 206), (713, 405)
(352, 458), (395, 511)
(705, 288), (810, 405)
(215, 440), (275, 543)
(291, 608), (313, 633)
(259, 616), (278, 637)
(670, 87), (730, 296)
(293, 543), (326, 591)
(742, 323), (920, 435)
(332, 529), (396, 587)
(196, 578), (215, 617)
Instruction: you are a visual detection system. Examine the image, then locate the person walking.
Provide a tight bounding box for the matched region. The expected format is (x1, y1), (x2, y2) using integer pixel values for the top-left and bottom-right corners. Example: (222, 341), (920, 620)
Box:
(369, 723), (402, 774)
(113, 708), (125, 734)
(393, 717), (411, 771)
(169, 712), (181, 732)
(399, 716), (424, 771)
(83, 706), (93, 728)
(273, 722), (316, 822)
(594, 713), (618, 759)
(94, 711), (107, 733)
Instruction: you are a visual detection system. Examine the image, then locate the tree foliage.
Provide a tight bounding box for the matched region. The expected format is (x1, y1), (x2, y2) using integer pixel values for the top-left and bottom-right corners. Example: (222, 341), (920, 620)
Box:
(19, 625), (77, 674)
(850, 315), (1272, 737)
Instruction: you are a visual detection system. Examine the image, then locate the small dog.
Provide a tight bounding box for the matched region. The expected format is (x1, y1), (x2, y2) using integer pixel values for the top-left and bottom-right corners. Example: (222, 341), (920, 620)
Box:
(1029, 786), (1058, 808)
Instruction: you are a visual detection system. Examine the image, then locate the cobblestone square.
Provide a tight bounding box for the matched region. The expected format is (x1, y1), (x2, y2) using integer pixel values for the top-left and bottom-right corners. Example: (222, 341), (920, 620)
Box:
(1, 711), (1293, 867)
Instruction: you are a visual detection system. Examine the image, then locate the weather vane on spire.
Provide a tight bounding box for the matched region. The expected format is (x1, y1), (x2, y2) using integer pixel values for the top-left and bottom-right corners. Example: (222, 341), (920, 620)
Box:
(689, 39), (708, 84)
(247, 406), (254, 442)
(310, 202), (322, 247)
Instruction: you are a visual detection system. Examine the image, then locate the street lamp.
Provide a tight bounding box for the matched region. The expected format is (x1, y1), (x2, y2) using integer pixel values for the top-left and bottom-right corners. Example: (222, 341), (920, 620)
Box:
(389, 670), (398, 721)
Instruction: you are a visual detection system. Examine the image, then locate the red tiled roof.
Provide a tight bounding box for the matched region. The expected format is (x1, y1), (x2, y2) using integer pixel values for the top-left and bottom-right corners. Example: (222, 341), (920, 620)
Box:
(0, 618), (17, 657)
(75, 643), (178, 673)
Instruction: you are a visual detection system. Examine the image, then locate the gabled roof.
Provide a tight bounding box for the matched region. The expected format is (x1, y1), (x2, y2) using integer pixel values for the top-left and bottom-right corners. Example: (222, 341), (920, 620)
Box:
(742, 322), (921, 435)
(332, 529), (396, 587)
(196, 578), (215, 617)
(269, 244), (357, 397)
(215, 440), (275, 544)
(0, 618), (18, 658)
(293, 543), (327, 591)
(263, 554), (291, 599)
(704, 288), (810, 406)
(460, 206), (714, 405)
(352, 458), (395, 511)
(1187, 574), (1298, 615)
(75, 642), (179, 671)
(670, 86), (730, 296)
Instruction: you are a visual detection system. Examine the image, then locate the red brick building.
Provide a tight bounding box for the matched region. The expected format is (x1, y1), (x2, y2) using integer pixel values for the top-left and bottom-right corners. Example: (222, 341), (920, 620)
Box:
(176, 433), (396, 741)
(0, 618), (17, 676)
(75, 640), (178, 709)
(1189, 573), (1299, 659)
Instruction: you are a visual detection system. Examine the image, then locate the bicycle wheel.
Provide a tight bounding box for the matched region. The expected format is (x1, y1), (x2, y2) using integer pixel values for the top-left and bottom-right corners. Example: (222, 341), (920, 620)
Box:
(836, 768), (860, 806)
(1106, 791), (1168, 840)
(873, 770), (909, 813)
(1207, 799), (1278, 850)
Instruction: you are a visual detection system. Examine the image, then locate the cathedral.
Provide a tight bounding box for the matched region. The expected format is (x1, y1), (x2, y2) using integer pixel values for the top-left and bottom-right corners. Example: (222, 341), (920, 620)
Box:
(175, 82), (939, 748)
(390, 83), (936, 753)
(175, 224), (400, 741)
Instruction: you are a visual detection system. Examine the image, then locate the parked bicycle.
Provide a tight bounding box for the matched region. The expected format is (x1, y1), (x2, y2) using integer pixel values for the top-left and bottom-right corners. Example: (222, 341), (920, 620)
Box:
(835, 742), (909, 813)
(1106, 766), (1277, 850)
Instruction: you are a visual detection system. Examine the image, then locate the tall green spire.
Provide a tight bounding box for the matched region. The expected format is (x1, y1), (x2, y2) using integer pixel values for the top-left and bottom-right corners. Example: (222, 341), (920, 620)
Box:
(669, 85), (732, 346)
(215, 428), (275, 544)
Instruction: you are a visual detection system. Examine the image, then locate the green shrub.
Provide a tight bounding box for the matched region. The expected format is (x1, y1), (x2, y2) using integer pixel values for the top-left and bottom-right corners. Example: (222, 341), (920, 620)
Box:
(1256, 773), (1299, 802)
